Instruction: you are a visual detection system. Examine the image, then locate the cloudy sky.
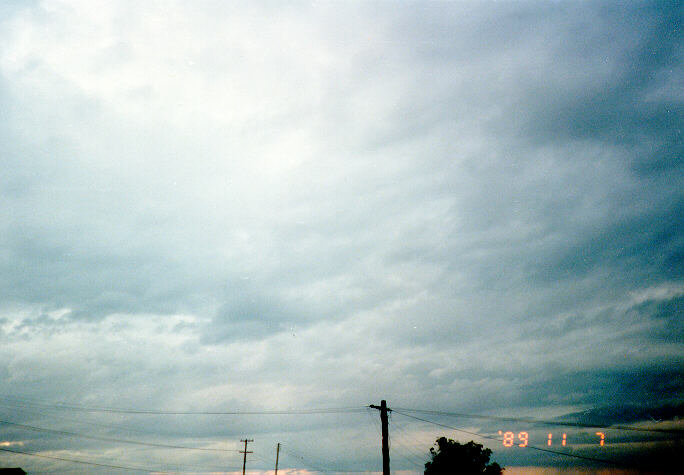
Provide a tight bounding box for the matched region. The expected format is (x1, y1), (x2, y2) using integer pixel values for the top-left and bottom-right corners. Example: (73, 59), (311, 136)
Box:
(0, 0), (682, 473)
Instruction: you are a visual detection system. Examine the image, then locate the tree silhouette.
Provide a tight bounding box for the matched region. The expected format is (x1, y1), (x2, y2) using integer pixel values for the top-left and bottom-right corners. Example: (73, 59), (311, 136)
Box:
(424, 437), (503, 474)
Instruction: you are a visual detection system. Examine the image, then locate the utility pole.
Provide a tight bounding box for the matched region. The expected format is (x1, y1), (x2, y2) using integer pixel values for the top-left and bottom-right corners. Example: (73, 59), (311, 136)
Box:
(240, 438), (253, 475)
(369, 400), (390, 475)
(274, 442), (280, 475)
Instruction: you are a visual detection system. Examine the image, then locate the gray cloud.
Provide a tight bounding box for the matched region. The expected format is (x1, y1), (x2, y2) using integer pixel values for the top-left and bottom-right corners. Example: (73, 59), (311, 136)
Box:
(0, 1), (681, 473)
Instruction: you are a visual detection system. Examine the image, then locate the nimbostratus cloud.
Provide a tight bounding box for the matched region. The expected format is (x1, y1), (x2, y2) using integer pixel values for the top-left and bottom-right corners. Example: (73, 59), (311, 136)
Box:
(0, 1), (681, 472)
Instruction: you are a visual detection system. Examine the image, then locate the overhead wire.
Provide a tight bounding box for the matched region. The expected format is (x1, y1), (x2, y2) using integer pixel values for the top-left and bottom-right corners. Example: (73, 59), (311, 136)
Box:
(0, 397), (166, 437)
(2, 394), (679, 431)
(278, 443), (333, 473)
(0, 445), (240, 474)
(3, 393), (681, 471)
(368, 405), (426, 471)
(392, 406), (684, 434)
(245, 445), (279, 467)
(365, 405), (387, 469)
(0, 446), (167, 473)
(279, 441), (380, 474)
(388, 416), (432, 467)
(0, 419), (241, 453)
(365, 405), (383, 438)
(0, 410), (242, 473)
(0, 395), (365, 415)
(388, 433), (427, 470)
(392, 409), (631, 468)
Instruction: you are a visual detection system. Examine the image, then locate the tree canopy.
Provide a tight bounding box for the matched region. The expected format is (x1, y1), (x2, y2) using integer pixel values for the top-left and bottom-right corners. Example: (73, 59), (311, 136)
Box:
(424, 437), (503, 474)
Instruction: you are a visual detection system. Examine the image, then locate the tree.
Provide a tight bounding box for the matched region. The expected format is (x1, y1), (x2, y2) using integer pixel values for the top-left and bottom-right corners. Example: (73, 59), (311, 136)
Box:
(424, 437), (503, 474)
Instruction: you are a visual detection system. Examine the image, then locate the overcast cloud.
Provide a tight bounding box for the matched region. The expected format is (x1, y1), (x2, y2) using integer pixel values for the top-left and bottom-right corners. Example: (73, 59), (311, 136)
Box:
(0, 0), (682, 473)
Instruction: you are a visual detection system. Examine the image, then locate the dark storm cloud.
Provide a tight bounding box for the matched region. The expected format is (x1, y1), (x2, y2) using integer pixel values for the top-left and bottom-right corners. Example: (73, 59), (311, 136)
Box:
(202, 279), (309, 343)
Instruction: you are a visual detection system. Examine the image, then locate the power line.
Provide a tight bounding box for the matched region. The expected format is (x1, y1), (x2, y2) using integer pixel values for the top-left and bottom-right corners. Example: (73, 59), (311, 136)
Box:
(2, 393), (680, 472)
(278, 442), (376, 474)
(389, 417), (433, 466)
(278, 444), (332, 473)
(0, 419), (241, 453)
(392, 409), (630, 468)
(394, 410), (488, 440)
(0, 398), (165, 437)
(0, 395), (365, 415)
(247, 448), (274, 466)
(392, 406), (684, 434)
(388, 433), (427, 469)
(0, 446), (165, 473)
(2, 394), (680, 433)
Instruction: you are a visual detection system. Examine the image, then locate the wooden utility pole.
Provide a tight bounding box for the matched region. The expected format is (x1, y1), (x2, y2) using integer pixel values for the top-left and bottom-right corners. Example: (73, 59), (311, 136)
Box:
(240, 438), (253, 475)
(369, 400), (390, 475)
(274, 442), (280, 475)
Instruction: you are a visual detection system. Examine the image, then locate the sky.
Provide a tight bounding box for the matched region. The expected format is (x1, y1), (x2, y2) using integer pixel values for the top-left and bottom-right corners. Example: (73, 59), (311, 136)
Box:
(0, 0), (682, 473)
